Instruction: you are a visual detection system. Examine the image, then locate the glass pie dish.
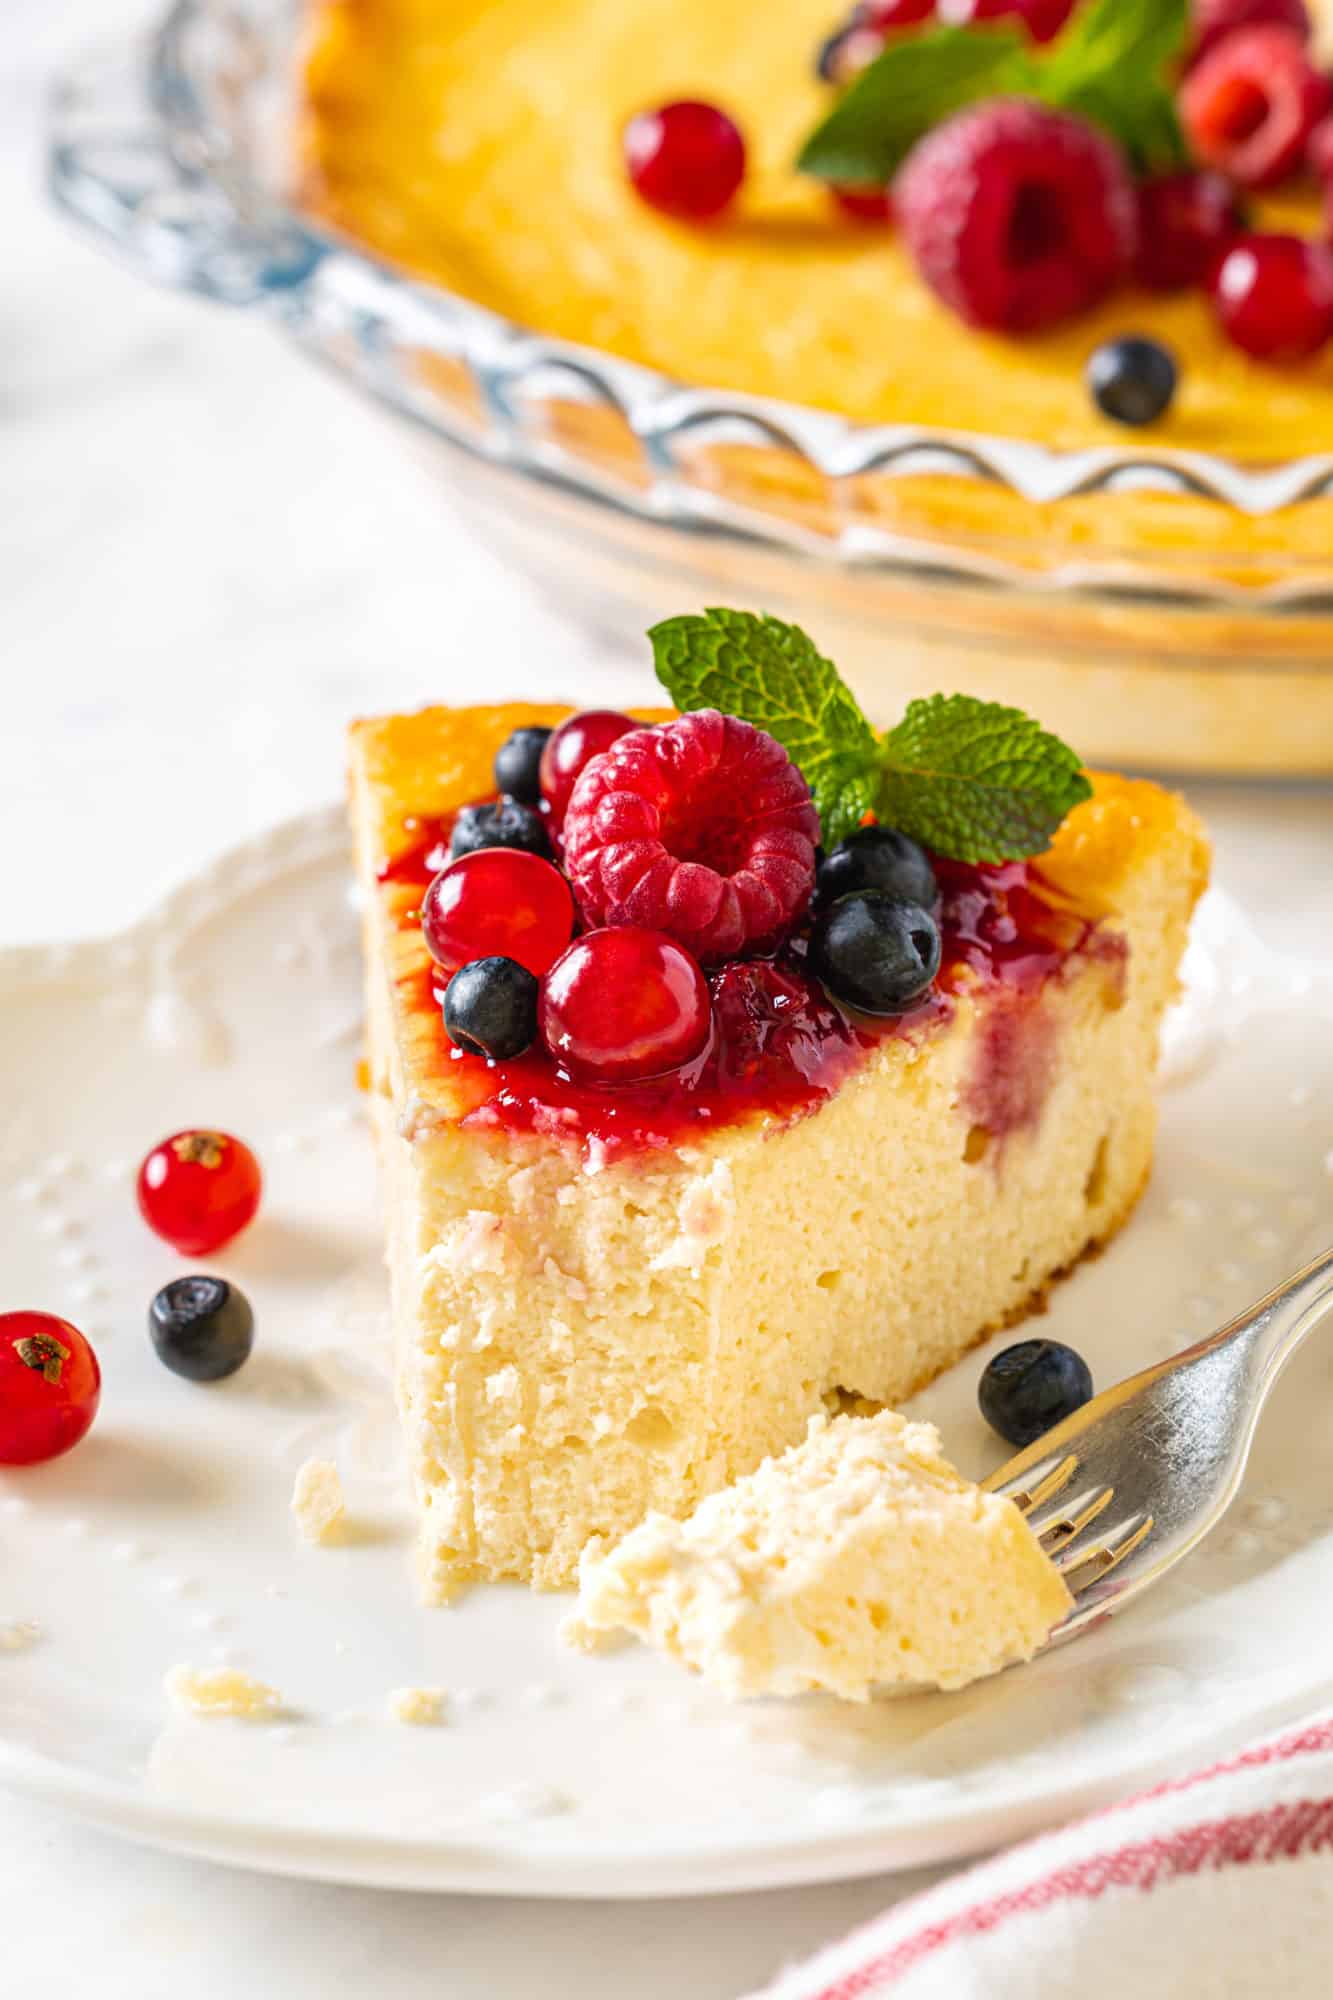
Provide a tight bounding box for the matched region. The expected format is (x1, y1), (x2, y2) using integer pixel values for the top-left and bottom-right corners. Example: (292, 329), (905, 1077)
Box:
(49, 0), (1333, 774)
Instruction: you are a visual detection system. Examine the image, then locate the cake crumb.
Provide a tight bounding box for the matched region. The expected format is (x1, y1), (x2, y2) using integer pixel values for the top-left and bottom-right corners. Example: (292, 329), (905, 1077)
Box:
(165, 1665), (282, 1719)
(291, 1458), (346, 1545)
(0, 1620), (41, 1654)
(387, 1685), (446, 1726)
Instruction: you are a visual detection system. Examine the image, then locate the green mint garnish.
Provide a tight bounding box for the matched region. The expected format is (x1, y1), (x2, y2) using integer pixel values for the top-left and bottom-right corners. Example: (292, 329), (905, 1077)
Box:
(649, 608), (881, 848)
(879, 693), (1093, 864)
(795, 25), (1032, 187)
(797, 0), (1188, 186)
(649, 608), (1091, 863)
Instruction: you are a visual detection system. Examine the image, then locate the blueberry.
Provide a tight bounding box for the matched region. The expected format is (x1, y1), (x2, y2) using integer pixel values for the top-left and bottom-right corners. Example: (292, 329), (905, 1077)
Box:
(493, 726), (553, 806)
(450, 798), (552, 861)
(444, 956), (539, 1061)
(809, 892), (941, 1015)
(815, 826), (937, 912)
(1086, 337), (1178, 428)
(149, 1276), (254, 1383)
(979, 1339), (1094, 1449)
(815, 23), (853, 80)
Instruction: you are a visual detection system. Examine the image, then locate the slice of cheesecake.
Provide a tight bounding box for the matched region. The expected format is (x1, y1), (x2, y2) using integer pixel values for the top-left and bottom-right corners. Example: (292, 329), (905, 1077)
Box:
(349, 702), (1208, 1603)
(567, 1410), (1072, 1698)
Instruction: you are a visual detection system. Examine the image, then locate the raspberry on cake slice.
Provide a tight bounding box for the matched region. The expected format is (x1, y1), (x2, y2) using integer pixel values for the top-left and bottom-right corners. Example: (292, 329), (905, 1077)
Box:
(348, 624), (1208, 1606)
(566, 1410), (1072, 1699)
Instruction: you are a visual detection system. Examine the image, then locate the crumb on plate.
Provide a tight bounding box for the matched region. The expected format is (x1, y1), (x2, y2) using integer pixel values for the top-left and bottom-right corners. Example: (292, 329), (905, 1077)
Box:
(291, 1458), (346, 1545)
(165, 1665), (282, 1719)
(387, 1685), (446, 1726)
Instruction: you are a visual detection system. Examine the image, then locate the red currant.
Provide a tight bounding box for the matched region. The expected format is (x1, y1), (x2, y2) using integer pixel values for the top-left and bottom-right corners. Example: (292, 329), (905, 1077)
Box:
(421, 848), (575, 979)
(623, 101), (746, 223)
(938, 0), (1073, 40)
(137, 1130), (262, 1257)
(538, 710), (638, 831)
(861, 0), (935, 24)
(0, 1312), (100, 1465)
(830, 183), (894, 224)
(540, 928), (712, 1084)
(1211, 232), (1333, 360)
(1134, 171), (1247, 292)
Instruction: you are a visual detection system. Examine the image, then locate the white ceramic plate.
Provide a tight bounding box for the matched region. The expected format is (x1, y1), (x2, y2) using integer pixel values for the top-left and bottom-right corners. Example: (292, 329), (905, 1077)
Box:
(2, 802), (1333, 1897)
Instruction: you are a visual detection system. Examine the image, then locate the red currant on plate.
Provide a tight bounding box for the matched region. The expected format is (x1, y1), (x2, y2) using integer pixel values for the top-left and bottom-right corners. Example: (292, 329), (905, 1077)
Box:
(0, 1312), (101, 1465)
(421, 849), (575, 979)
(540, 927), (712, 1084)
(623, 101), (746, 223)
(137, 1129), (263, 1257)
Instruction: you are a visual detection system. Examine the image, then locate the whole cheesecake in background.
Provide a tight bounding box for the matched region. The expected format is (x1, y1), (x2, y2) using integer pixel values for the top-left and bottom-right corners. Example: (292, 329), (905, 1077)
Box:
(300, 0), (1333, 457)
(348, 651), (1208, 1604)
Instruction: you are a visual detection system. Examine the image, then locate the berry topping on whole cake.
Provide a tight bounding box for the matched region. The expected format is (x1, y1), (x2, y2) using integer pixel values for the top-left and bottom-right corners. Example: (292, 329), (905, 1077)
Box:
(894, 99), (1138, 332)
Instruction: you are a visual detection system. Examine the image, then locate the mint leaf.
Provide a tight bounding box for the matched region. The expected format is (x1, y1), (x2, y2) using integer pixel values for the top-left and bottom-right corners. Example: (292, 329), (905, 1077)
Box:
(1035, 0), (1188, 170)
(878, 695), (1092, 863)
(797, 0), (1189, 186)
(797, 24), (1034, 186)
(648, 609), (880, 845)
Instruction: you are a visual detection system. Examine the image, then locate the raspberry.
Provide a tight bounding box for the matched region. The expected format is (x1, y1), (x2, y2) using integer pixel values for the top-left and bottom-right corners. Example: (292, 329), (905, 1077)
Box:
(1308, 112), (1333, 183)
(1211, 232), (1333, 359)
(1188, 0), (1310, 69)
(561, 712), (819, 965)
(1181, 26), (1331, 190)
(895, 101), (1137, 333)
(1134, 170), (1247, 291)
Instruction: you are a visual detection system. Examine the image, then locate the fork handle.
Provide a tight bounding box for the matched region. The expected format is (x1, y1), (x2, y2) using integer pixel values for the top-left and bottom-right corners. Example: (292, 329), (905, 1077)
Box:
(1199, 1246), (1333, 1400)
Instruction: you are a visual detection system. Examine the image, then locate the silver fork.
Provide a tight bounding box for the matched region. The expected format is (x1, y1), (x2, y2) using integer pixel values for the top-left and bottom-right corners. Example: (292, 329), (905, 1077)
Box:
(981, 1248), (1333, 1646)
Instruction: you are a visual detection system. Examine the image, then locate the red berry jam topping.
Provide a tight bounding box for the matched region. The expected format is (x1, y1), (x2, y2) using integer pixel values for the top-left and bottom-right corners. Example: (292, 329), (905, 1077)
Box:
(1181, 25), (1330, 190)
(1134, 171), (1247, 292)
(1211, 232), (1333, 359)
(400, 848), (1099, 1156)
(0, 1311), (101, 1466)
(1188, 0), (1311, 70)
(540, 928), (713, 1084)
(539, 710), (638, 833)
(421, 848), (575, 978)
(137, 1130), (262, 1257)
(623, 101), (746, 223)
(895, 101), (1137, 333)
(562, 711), (819, 964)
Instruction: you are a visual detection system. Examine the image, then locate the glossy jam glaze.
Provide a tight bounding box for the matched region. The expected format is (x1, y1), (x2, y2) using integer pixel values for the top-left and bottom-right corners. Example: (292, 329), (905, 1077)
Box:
(380, 817), (1108, 1156)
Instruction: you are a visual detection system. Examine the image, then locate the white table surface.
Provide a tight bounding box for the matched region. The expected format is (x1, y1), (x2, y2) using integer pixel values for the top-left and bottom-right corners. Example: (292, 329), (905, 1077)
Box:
(7, 4), (1331, 1993)
(4, 3), (948, 1991)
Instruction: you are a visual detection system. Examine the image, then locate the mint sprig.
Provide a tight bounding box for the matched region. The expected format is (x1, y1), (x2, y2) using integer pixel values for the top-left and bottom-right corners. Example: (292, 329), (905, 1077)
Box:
(649, 609), (881, 846)
(797, 0), (1188, 186)
(649, 608), (1091, 862)
(879, 694), (1092, 863)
